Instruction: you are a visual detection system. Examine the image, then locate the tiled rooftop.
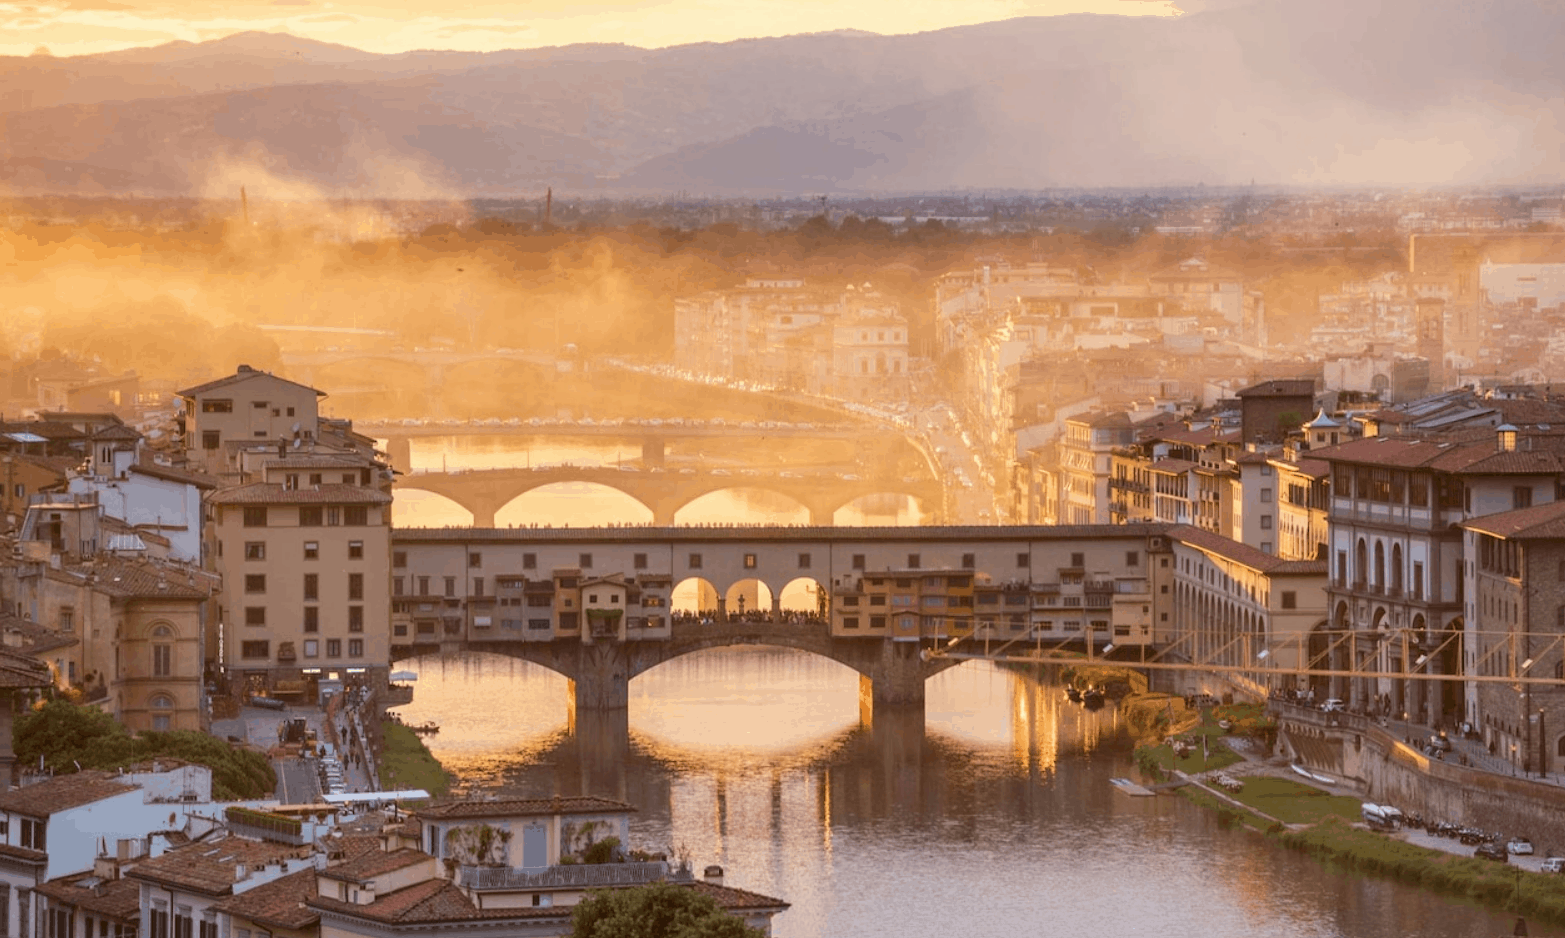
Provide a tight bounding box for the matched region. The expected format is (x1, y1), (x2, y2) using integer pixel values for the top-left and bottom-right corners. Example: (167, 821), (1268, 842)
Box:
(209, 868), (319, 930)
(0, 771), (137, 817)
(417, 795), (634, 821)
(210, 483), (391, 506)
(126, 836), (312, 896)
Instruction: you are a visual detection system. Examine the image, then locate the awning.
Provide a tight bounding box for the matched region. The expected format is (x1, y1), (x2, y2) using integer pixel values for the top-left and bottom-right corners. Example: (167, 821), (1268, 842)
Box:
(389, 670), (418, 682)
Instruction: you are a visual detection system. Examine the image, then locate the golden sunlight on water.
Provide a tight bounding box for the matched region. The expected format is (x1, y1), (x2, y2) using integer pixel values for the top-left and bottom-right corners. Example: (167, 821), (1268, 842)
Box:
(389, 649), (1544, 938)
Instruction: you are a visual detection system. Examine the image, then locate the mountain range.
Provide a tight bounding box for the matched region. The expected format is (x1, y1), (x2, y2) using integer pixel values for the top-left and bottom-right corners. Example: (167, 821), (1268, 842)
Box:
(0, 0), (1561, 197)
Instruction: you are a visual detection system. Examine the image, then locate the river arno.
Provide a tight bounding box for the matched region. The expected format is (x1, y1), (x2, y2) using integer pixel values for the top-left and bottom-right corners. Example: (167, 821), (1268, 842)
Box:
(388, 649), (1546, 938)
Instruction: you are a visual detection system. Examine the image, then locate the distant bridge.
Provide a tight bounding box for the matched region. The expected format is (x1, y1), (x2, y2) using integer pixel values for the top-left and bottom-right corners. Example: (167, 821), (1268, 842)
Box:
(395, 465), (944, 526)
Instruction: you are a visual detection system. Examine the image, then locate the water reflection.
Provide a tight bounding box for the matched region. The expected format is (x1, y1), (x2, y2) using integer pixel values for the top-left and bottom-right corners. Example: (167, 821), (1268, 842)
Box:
(394, 649), (1547, 938)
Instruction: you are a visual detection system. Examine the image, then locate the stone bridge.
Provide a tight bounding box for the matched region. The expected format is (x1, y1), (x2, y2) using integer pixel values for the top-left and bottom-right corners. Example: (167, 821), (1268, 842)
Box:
(394, 466), (944, 525)
(395, 615), (959, 722)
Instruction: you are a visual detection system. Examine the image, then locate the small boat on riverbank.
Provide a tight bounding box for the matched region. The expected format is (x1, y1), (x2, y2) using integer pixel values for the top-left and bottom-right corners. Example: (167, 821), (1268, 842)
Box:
(1066, 686), (1082, 703)
(1291, 764), (1336, 785)
(409, 721), (440, 735)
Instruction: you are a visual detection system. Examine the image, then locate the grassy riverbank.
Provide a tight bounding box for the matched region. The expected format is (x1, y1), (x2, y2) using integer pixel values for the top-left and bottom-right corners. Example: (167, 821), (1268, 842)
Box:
(378, 721), (452, 798)
(1133, 706), (1565, 927)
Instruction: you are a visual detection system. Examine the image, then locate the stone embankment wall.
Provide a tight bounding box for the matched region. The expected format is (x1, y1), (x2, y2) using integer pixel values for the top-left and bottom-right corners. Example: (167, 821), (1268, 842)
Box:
(1279, 705), (1565, 854)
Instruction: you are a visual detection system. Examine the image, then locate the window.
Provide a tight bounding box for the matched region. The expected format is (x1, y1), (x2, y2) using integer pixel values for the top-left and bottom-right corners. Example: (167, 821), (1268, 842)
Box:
(175, 908), (192, 938)
(1125, 551), (1139, 567)
(200, 399), (233, 413)
(244, 541), (265, 561)
(393, 550), (407, 568)
(326, 506), (341, 526)
(579, 553), (593, 569)
(242, 507), (267, 527)
(472, 577), (484, 597)
(349, 573), (364, 601)
(744, 553), (758, 569)
(151, 904), (168, 938)
(327, 639), (341, 657)
(1281, 591), (1297, 609)
(153, 644), (172, 678)
(1260, 515), (1273, 530)
(303, 639), (319, 658)
(304, 607), (319, 633)
(244, 607), (266, 626)
(299, 506), (323, 527)
(304, 541), (319, 560)
(349, 540), (364, 559)
(843, 616), (860, 629)
(310, 473), (322, 485)
(58, 607), (73, 632)
(418, 576), (430, 596)
(523, 553), (536, 569)
(443, 577), (456, 597)
(245, 574), (266, 594)
(304, 574), (318, 601)
(688, 553), (703, 569)
(345, 505), (368, 526)
(241, 640), (269, 659)
(1514, 486), (1534, 510)
(907, 553), (920, 569)
(963, 553), (976, 569)
(635, 553), (648, 570)
(1070, 552), (1085, 567)
(202, 430), (221, 450)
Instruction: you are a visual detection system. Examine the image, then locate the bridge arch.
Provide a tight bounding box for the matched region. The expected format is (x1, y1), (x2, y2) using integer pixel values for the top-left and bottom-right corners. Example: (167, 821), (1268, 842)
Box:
(494, 482), (654, 527)
(390, 487), (477, 526)
(674, 487), (811, 526)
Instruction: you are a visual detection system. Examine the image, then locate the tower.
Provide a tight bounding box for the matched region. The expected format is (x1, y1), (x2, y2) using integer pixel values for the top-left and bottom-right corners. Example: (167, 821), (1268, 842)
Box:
(1416, 296), (1446, 391)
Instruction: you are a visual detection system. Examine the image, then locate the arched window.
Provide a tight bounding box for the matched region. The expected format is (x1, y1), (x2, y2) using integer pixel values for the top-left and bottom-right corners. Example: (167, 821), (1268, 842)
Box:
(1391, 544), (1403, 594)
(1355, 539), (1368, 589)
(151, 624), (173, 679)
(1373, 541), (1386, 591)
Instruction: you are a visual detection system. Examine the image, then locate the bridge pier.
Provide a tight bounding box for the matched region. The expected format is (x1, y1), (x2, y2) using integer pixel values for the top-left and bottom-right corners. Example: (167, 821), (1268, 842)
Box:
(569, 642), (632, 712)
(558, 707), (631, 800)
(470, 505), (498, 528)
(642, 437), (665, 468)
(858, 640), (926, 725)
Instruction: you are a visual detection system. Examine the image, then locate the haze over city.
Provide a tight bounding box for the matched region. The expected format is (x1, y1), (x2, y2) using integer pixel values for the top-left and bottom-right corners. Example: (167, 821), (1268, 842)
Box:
(2, 2), (1565, 938)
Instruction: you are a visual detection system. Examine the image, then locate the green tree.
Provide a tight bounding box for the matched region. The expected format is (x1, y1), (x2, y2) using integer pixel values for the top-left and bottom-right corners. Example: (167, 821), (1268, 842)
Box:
(14, 700), (274, 800)
(569, 882), (763, 938)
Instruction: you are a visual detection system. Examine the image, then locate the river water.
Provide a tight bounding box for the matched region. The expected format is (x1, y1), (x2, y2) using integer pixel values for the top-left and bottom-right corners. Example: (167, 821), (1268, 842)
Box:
(384, 433), (1542, 937)
(389, 650), (1540, 938)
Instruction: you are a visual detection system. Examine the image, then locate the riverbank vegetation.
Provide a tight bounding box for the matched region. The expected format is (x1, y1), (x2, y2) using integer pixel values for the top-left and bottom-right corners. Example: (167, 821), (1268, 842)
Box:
(378, 721), (452, 797)
(1131, 701), (1565, 927)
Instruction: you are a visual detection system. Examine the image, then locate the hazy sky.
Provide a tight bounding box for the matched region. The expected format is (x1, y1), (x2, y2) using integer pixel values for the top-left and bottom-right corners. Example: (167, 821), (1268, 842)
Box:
(2, 0), (1183, 57)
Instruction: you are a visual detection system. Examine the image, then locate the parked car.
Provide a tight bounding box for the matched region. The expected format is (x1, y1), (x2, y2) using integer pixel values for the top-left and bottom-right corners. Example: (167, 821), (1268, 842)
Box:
(1540, 857), (1565, 873)
(1320, 699), (1346, 713)
(1475, 842), (1510, 863)
(1508, 837), (1534, 855)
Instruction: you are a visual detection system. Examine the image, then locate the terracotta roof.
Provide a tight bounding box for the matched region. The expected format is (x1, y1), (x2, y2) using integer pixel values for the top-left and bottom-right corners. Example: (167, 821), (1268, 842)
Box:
(1237, 379), (1315, 398)
(307, 878), (508, 925)
(0, 614), (79, 654)
(65, 559), (212, 601)
(36, 872), (141, 919)
(1170, 526), (1329, 577)
(210, 483), (391, 506)
(1150, 458), (1199, 474)
(320, 848), (428, 884)
(1462, 501), (1565, 540)
(1140, 426), (1240, 446)
(1310, 435), (1565, 475)
(177, 368), (324, 399)
(0, 646), (53, 689)
(126, 836), (312, 896)
(417, 795), (634, 821)
(209, 868), (319, 930)
(687, 880), (791, 912)
(264, 455), (367, 470)
(0, 771), (137, 818)
(90, 425), (142, 443)
(130, 461), (221, 490)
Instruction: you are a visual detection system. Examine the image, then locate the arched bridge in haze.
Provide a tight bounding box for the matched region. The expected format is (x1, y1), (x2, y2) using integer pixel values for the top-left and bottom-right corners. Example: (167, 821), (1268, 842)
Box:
(394, 465), (945, 525)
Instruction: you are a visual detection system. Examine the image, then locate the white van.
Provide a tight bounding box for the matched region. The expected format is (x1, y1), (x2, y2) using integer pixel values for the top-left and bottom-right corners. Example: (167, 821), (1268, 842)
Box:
(1542, 857), (1564, 874)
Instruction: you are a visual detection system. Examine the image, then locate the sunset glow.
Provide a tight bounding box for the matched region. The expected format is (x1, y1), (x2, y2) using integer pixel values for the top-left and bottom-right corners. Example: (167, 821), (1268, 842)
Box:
(0, 0), (1181, 58)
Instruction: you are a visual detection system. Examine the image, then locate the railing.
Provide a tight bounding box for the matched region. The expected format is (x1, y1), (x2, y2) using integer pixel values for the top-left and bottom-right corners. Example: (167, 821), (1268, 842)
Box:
(460, 861), (689, 891)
